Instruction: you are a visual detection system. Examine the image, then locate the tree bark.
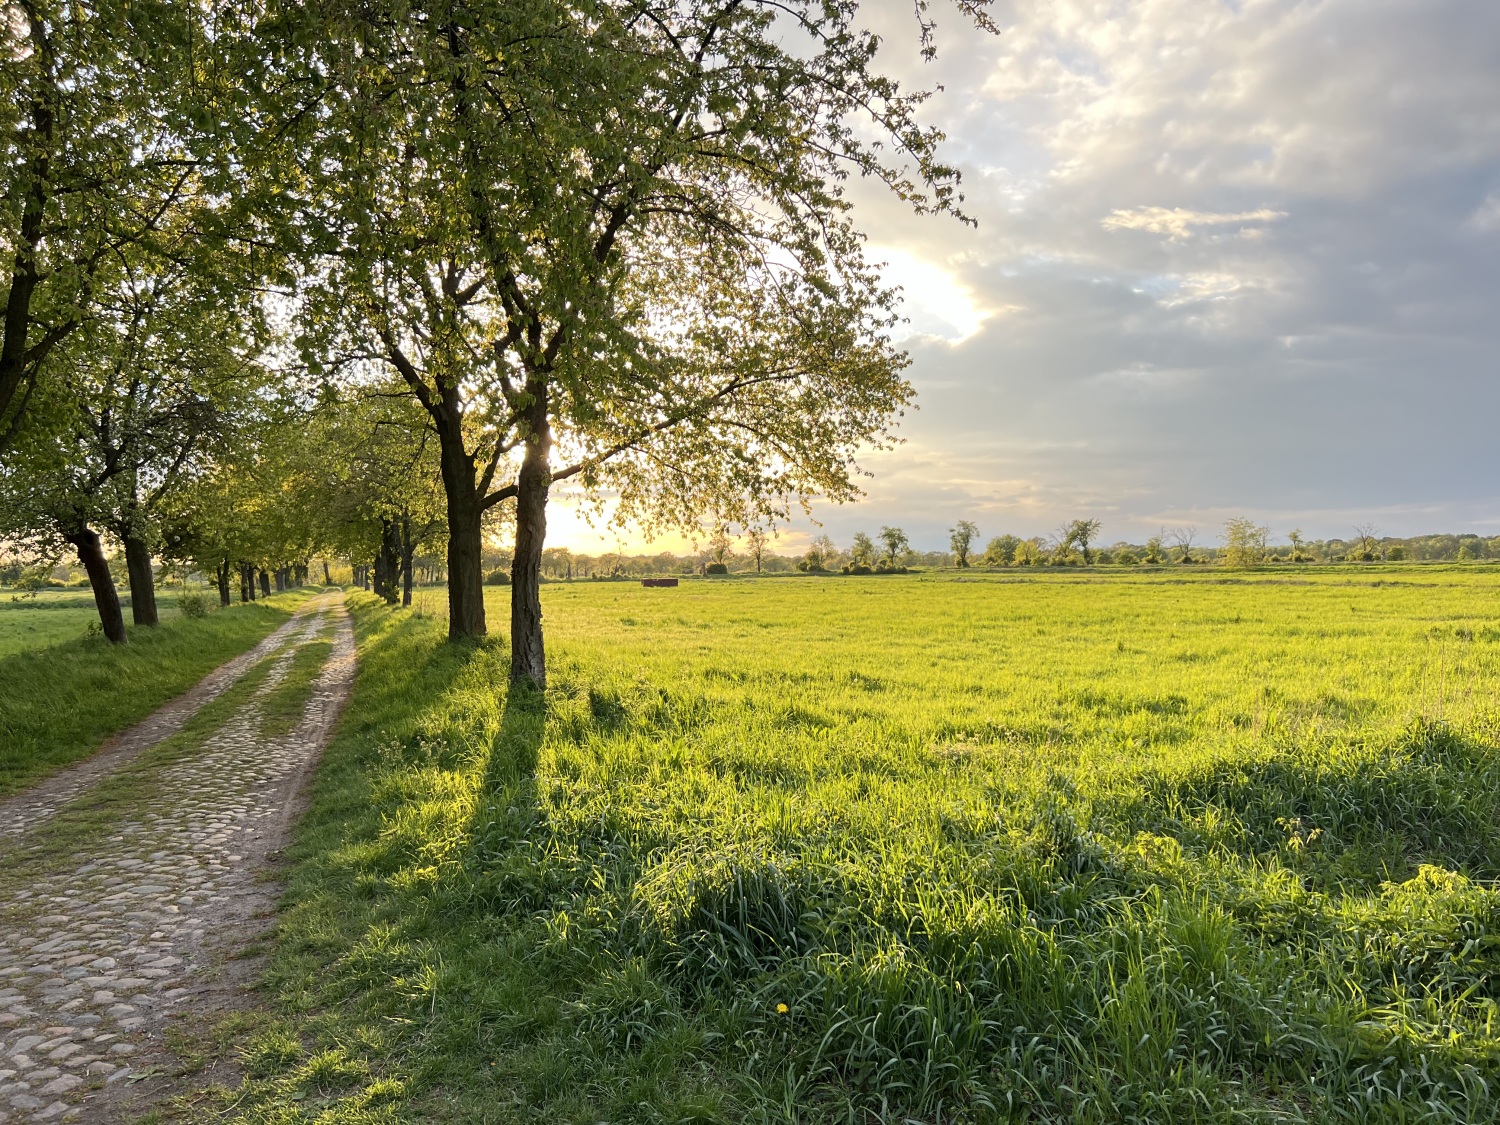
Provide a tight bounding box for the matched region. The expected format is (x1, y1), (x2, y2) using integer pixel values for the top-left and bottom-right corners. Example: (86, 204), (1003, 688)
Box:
(217, 557), (232, 607)
(240, 562), (253, 602)
(374, 519), (401, 605)
(400, 512), (415, 607)
(510, 404), (552, 688)
(259, 569), (271, 598)
(122, 535), (159, 626)
(438, 430), (486, 639)
(322, 559), (331, 585)
(64, 524), (127, 644)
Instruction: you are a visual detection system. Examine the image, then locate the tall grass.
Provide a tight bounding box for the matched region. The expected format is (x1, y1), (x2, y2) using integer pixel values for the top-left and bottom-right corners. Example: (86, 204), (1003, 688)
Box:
(235, 574), (1500, 1123)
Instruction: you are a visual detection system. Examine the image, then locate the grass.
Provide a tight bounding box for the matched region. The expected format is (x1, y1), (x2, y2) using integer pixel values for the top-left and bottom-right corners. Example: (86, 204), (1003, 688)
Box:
(0, 591), (313, 798)
(0, 587), (113, 656)
(226, 571), (1500, 1123)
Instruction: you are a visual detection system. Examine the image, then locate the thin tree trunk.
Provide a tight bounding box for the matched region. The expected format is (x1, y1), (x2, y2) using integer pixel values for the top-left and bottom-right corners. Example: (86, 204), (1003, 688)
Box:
(438, 431), (486, 639)
(217, 557), (232, 607)
(123, 535), (159, 626)
(400, 512), (415, 607)
(259, 569), (271, 598)
(64, 524), (126, 644)
(323, 559), (331, 585)
(510, 404), (552, 688)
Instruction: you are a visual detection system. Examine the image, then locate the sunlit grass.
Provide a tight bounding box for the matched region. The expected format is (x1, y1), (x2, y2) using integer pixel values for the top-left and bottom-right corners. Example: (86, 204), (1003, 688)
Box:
(237, 571), (1500, 1123)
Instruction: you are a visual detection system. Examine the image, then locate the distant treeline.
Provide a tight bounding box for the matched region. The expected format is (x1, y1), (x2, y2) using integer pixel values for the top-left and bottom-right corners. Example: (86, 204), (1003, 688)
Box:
(502, 525), (1500, 579)
(9, 527), (1495, 590)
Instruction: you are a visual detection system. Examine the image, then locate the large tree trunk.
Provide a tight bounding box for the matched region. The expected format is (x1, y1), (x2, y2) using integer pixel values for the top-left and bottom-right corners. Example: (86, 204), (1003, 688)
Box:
(64, 524), (127, 644)
(510, 405), (552, 688)
(374, 518), (401, 605)
(259, 569), (271, 598)
(122, 535), (159, 626)
(217, 557), (232, 607)
(240, 562), (253, 602)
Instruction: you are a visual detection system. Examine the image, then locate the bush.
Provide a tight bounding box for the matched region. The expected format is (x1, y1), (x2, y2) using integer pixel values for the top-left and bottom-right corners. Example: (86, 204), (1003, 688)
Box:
(1115, 549), (1140, 565)
(484, 567), (511, 585)
(704, 562), (728, 575)
(842, 563), (873, 576)
(178, 590), (211, 618)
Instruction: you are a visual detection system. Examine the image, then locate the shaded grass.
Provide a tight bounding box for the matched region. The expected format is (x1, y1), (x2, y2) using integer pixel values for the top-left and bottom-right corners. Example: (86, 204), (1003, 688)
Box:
(0, 592), (312, 798)
(234, 573), (1500, 1123)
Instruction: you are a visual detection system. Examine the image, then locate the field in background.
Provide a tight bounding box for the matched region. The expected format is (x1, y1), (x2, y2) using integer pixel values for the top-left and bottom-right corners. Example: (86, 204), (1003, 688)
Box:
(0, 587), (113, 657)
(239, 572), (1500, 1123)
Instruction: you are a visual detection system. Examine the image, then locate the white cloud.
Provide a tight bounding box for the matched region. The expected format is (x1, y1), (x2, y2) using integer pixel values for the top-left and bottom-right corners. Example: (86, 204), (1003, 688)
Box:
(1102, 206), (1287, 240)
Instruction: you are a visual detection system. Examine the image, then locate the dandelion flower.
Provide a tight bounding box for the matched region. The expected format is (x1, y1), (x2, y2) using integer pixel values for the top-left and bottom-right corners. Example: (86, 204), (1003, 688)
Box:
(776, 1002), (789, 1014)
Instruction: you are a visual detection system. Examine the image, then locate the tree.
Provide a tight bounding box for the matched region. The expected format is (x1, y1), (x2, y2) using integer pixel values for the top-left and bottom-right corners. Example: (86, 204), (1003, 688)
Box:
(1287, 528), (1307, 563)
(878, 526), (910, 567)
(705, 526), (734, 569)
(1144, 533), (1164, 565)
(982, 534), (1019, 566)
(2, 1), (216, 454)
(745, 528), (768, 574)
(1221, 517), (1269, 568)
(850, 531), (877, 568)
(1168, 526), (1198, 563)
(801, 533), (838, 573)
(949, 520), (978, 567)
(1061, 518), (1102, 565)
(270, 0), (991, 687)
(1352, 523), (1380, 562)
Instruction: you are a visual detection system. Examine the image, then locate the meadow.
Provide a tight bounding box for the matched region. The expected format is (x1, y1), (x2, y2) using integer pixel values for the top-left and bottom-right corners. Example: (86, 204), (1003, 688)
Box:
(0, 589), (304, 797)
(0, 587), (115, 657)
(230, 570), (1500, 1123)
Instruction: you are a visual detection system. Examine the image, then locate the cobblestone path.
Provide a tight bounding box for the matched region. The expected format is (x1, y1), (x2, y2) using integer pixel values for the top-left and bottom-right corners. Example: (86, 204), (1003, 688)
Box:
(0, 599), (332, 844)
(0, 594), (355, 1122)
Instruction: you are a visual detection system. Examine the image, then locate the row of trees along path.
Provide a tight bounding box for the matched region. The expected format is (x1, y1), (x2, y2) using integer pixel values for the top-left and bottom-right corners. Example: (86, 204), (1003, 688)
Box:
(2, 1), (999, 688)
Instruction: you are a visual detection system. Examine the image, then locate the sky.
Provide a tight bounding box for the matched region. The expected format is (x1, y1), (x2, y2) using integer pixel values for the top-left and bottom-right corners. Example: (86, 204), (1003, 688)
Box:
(552, 0), (1500, 555)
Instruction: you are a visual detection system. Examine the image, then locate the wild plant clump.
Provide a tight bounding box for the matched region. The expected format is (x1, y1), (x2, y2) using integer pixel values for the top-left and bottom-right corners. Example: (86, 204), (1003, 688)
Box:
(177, 591), (211, 618)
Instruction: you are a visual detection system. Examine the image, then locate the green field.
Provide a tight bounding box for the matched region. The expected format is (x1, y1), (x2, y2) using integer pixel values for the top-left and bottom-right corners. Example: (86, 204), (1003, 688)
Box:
(0, 587), (115, 657)
(236, 571), (1500, 1123)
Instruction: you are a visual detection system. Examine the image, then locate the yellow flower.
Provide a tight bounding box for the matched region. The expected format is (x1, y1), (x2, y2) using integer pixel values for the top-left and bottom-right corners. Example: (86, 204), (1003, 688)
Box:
(776, 1002), (789, 1014)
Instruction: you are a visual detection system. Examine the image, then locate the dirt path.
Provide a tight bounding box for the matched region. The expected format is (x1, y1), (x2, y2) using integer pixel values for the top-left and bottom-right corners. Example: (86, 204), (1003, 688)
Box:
(0, 593), (355, 1122)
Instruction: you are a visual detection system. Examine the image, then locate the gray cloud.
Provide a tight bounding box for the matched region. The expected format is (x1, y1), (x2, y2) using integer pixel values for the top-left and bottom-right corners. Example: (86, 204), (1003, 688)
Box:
(790, 0), (1500, 549)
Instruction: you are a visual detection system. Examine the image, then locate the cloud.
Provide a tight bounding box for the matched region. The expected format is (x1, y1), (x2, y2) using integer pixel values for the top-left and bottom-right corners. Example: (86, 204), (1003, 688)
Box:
(563, 1), (1500, 552)
(1101, 206), (1287, 240)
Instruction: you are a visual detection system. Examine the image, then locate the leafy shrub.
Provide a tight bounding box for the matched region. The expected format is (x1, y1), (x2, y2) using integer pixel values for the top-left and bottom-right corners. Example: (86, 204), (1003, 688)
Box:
(484, 567), (511, 585)
(842, 563), (873, 575)
(177, 590), (211, 618)
(704, 562), (728, 575)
